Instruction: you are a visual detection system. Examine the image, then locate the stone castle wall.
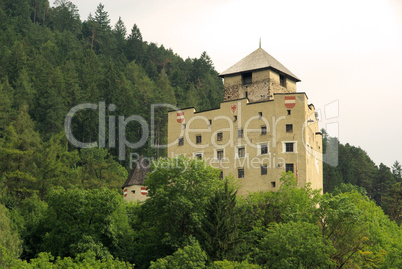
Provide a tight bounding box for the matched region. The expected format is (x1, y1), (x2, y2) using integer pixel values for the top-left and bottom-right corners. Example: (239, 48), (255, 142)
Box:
(223, 76), (296, 102)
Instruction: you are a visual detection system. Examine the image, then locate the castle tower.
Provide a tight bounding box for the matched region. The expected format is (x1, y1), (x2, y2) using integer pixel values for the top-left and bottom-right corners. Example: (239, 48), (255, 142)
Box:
(219, 48), (300, 103)
(122, 156), (149, 202)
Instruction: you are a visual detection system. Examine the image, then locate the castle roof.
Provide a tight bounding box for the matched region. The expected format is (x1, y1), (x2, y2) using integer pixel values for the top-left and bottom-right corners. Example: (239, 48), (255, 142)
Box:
(219, 48), (300, 81)
(122, 156), (150, 188)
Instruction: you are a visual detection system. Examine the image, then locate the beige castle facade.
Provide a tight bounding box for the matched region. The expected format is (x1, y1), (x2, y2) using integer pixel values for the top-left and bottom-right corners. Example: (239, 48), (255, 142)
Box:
(123, 47), (323, 201)
(167, 48), (323, 196)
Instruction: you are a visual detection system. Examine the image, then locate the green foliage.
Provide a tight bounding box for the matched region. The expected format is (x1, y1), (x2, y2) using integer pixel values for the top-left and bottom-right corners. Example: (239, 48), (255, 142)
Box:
(143, 156), (223, 245)
(237, 172), (320, 232)
(345, 191), (402, 268)
(78, 148), (128, 189)
(211, 260), (261, 269)
(13, 68), (35, 110)
(15, 194), (48, 260)
(382, 182), (402, 225)
(392, 161), (402, 181)
(374, 163), (396, 207)
(332, 182), (368, 196)
(0, 79), (14, 133)
(235, 173), (402, 268)
(49, 0), (82, 35)
(250, 221), (334, 268)
(0, 0), (224, 172)
(0, 203), (22, 259)
(0, 105), (41, 199)
(41, 187), (132, 260)
(1, 250), (134, 268)
(149, 239), (208, 269)
(197, 180), (238, 261)
(1, 155), (401, 268)
(322, 130), (401, 222)
(130, 157), (232, 268)
(317, 192), (367, 267)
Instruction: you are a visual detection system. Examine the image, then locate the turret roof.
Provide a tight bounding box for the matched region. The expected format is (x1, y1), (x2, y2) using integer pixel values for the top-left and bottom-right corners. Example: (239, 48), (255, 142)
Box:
(219, 48), (300, 81)
(122, 156), (150, 188)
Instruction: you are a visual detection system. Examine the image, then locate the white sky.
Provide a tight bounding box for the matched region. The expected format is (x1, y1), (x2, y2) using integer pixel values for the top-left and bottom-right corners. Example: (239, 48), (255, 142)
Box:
(70, 0), (402, 167)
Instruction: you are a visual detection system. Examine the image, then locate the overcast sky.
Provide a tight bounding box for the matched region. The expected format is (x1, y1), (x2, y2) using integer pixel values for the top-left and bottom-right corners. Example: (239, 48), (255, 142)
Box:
(69, 0), (402, 167)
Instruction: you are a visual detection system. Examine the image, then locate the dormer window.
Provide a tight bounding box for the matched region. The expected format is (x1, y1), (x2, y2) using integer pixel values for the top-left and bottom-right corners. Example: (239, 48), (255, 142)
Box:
(242, 72), (252, 85)
(280, 74), (286, 87)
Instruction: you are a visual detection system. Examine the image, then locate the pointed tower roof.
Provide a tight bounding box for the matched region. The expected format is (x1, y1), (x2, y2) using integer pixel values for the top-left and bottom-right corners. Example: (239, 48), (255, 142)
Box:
(122, 156), (150, 188)
(219, 48), (300, 81)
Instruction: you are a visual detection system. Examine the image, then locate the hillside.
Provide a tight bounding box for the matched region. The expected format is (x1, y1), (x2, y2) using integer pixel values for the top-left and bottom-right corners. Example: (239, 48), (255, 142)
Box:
(0, 0), (223, 158)
(0, 0), (224, 197)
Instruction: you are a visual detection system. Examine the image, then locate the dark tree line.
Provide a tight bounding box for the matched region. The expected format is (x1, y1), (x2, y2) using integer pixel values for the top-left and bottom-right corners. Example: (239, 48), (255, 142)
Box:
(0, 0), (223, 221)
(0, 0), (224, 162)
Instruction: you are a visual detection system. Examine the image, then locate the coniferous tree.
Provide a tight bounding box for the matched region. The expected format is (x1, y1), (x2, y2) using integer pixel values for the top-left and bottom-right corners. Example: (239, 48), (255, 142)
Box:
(113, 16), (127, 56)
(29, 0), (49, 25)
(382, 182), (402, 224)
(0, 79), (14, 134)
(373, 163), (395, 207)
(126, 24), (144, 63)
(0, 105), (41, 199)
(61, 60), (82, 108)
(49, 0), (81, 35)
(36, 66), (66, 138)
(392, 160), (402, 182)
(93, 3), (114, 56)
(75, 49), (102, 143)
(7, 41), (27, 85)
(13, 68), (34, 110)
(0, 203), (22, 258)
(198, 180), (238, 261)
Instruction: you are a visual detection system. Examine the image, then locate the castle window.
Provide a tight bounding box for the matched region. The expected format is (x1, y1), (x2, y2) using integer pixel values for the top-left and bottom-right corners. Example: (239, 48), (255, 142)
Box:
(209, 119), (212, 125)
(287, 110), (291, 115)
(183, 124), (186, 129)
(258, 112), (262, 118)
(216, 150), (224, 160)
(280, 74), (286, 87)
(238, 168), (245, 178)
(282, 141), (297, 153)
(238, 129), (243, 138)
(217, 132), (223, 141)
(234, 115), (237, 121)
(260, 144), (268, 155)
(245, 91), (248, 99)
(238, 147), (245, 158)
(196, 135), (202, 144)
(220, 170), (223, 179)
(178, 137), (184, 146)
(242, 72), (252, 85)
(194, 153), (203, 160)
(286, 163), (294, 173)
(271, 181), (276, 188)
(285, 142), (294, 152)
(286, 124), (293, 133)
(261, 126), (267, 135)
(261, 165), (267, 175)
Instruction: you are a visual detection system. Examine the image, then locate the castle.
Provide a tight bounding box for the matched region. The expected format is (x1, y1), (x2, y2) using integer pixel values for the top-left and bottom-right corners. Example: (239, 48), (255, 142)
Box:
(123, 47), (323, 201)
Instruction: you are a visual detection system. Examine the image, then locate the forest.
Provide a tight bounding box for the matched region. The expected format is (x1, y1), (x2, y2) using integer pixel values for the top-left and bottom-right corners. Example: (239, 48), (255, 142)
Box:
(0, 0), (401, 268)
